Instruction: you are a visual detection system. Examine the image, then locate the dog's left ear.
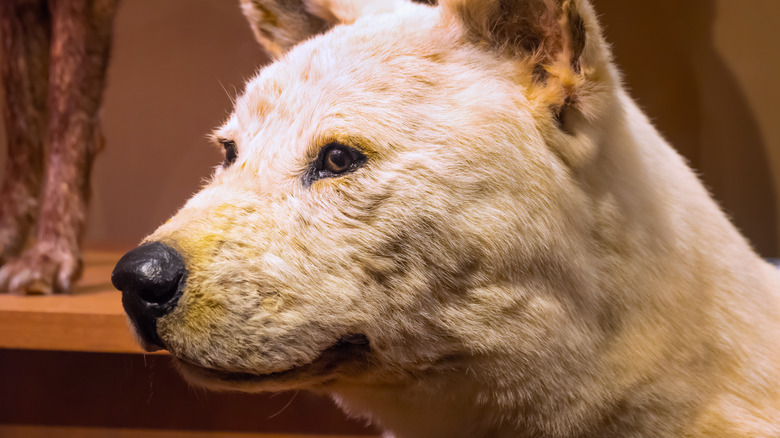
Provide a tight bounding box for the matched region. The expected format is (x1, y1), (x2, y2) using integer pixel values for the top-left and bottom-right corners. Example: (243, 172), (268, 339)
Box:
(440, 0), (589, 73)
(240, 0), (410, 58)
(442, 0), (605, 163)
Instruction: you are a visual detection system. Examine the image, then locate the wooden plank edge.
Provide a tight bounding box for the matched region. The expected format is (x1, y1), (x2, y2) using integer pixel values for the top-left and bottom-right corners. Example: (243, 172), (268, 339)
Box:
(0, 310), (155, 354)
(0, 425), (378, 438)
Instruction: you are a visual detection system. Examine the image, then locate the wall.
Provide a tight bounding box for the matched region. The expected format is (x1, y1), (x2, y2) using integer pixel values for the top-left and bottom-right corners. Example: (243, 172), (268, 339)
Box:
(86, 0), (268, 247)
(596, 0), (780, 256)
(0, 0), (778, 256)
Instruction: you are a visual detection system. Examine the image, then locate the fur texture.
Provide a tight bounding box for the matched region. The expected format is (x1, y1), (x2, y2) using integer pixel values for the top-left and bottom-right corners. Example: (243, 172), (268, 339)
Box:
(130, 0), (780, 436)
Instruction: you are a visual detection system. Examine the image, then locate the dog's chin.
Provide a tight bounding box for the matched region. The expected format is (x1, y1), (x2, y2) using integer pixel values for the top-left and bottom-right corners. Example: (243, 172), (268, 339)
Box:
(172, 334), (372, 392)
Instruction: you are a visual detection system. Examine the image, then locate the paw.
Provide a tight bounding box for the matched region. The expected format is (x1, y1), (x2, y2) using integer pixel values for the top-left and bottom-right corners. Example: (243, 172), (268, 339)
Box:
(0, 242), (83, 295)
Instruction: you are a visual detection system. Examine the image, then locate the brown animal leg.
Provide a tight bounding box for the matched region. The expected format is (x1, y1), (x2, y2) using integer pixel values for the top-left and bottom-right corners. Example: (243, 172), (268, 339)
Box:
(0, 0), (119, 294)
(0, 0), (50, 265)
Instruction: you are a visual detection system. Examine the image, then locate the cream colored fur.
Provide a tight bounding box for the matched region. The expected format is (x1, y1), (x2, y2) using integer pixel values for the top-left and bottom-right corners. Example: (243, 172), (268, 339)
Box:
(137, 0), (780, 436)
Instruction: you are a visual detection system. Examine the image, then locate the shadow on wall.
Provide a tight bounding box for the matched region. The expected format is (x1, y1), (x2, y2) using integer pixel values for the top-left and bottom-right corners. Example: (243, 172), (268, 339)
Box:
(595, 0), (778, 256)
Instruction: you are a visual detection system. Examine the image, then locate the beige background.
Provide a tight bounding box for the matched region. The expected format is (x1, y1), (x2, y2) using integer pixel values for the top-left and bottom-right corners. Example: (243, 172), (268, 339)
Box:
(1, 0), (779, 256)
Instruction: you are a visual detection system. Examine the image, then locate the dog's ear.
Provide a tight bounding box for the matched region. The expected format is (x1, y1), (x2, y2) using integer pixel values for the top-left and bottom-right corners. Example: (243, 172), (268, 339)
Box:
(239, 0), (329, 58)
(440, 0), (590, 76)
(240, 0), (409, 58)
(441, 0), (604, 165)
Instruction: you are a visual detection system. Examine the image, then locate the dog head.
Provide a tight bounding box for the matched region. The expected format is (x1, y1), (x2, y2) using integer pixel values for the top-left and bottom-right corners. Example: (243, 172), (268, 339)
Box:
(113, 0), (619, 393)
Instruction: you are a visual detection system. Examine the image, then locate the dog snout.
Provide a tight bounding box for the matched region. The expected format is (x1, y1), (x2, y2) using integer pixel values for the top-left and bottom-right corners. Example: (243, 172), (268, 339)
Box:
(112, 241), (187, 350)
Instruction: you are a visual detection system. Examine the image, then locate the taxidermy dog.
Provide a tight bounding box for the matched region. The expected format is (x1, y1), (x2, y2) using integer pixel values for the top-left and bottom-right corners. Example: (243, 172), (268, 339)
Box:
(112, 0), (780, 436)
(0, 0), (119, 294)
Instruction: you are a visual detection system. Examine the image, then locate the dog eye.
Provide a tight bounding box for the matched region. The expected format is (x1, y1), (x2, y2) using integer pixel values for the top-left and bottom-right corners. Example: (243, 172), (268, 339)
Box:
(324, 146), (353, 174)
(221, 140), (238, 167)
(305, 143), (366, 186)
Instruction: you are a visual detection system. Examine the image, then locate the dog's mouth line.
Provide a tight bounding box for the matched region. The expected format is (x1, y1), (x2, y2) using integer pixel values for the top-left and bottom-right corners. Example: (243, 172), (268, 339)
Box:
(175, 333), (371, 383)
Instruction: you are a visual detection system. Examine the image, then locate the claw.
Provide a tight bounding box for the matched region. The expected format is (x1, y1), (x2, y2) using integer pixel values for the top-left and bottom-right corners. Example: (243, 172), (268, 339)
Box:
(0, 243), (82, 295)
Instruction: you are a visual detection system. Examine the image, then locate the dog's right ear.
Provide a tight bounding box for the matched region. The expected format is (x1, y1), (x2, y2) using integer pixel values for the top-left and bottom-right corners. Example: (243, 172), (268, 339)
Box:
(240, 0), (409, 58)
(240, 0), (329, 58)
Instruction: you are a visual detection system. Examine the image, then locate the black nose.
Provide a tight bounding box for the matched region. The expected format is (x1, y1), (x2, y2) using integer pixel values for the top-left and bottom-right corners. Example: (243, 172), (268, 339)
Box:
(112, 242), (187, 350)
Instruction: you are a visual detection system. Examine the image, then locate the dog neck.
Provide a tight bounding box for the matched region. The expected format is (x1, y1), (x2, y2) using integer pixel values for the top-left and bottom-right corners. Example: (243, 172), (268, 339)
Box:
(331, 375), (523, 438)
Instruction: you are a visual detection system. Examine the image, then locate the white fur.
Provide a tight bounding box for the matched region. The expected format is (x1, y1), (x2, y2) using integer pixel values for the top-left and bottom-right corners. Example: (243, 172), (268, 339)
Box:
(136, 1), (780, 436)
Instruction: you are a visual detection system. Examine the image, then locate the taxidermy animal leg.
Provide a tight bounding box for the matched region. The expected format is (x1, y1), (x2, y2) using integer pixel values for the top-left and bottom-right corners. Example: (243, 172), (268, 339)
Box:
(0, 0), (118, 294)
(0, 0), (49, 267)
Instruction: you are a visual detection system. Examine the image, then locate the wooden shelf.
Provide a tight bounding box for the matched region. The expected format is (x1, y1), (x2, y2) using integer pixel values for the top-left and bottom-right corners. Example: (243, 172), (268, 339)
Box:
(0, 252), (380, 437)
(0, 250), (152, 353)
(0, 425), (373, 438)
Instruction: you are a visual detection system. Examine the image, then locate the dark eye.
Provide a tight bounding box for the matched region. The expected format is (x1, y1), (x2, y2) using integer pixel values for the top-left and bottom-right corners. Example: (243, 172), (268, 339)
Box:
(324, 146), (353, 174)
(222, 140), (237, 167)
(305, 142), (366, 186)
